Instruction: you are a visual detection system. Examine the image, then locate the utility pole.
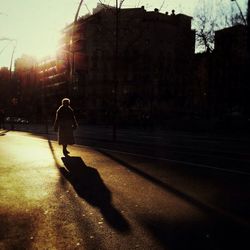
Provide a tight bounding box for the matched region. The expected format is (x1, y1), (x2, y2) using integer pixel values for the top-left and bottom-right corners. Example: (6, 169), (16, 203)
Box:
(70, 0), (84, 96)
(9, 40), (17, 80)
(230, 0), (249, 116)
(98, 0), (121, 141)
(41, 57), (49, 134)
(248, 0), (250, 25)
(247, 0), (250, 54)
(112, 0), (119, 141)
(110, 0), (123, 141)
(231, 0), (247, 25)
(9, 40), (17, 131)
(247, 0), (250, 114)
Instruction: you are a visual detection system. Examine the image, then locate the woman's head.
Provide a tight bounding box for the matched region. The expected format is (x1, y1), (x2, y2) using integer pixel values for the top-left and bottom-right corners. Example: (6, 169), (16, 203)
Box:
(62, 98), (70, 106)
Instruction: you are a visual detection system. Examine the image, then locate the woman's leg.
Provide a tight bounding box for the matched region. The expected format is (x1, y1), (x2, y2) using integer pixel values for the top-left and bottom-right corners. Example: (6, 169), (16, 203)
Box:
(63, 144), (69, 155)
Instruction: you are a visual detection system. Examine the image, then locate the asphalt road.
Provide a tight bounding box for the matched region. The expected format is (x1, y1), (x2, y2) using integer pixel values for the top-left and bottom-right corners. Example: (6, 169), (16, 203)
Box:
(0, 129), (250, 249)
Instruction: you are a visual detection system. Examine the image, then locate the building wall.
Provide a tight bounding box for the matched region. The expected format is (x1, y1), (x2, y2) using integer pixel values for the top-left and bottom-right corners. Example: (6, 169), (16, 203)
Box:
(14, 4), (195, 126)
(58, 5), (195, 125)
(192, 24), (249, 131)
(13, 55), (39, 120)
(213, 25), (248, 118)
(0, 67), (11, 110)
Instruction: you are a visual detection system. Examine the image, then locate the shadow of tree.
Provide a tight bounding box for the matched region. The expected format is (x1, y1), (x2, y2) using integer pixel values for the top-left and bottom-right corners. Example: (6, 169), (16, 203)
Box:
(60, 156), (130, 233)
(140, 216), (250, 250)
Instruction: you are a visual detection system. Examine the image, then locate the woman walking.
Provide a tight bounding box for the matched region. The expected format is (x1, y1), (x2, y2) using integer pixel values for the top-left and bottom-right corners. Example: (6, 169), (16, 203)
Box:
(54, 98), (78, 156)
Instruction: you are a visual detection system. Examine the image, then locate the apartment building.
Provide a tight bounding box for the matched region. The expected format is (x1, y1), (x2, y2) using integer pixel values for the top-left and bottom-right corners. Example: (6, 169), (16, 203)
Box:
(54, 4), (195, 125)
(17, 4), (195, 126)
(213, 24), (248, 119)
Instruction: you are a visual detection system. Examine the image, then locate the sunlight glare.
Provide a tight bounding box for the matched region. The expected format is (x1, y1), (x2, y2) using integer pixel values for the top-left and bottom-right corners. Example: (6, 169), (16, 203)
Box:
(0, 0), (248, 67)
(18, 26), (61, 61)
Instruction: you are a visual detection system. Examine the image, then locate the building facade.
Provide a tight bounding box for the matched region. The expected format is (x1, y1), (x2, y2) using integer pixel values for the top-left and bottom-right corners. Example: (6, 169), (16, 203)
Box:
(14, 55), (40, 121)
(56, 4), (196, 126)
(192, 24), (249, 131)
(213, 25), (248, 121)
(14, 4), (196, 127)
(0, 67), (12, 111)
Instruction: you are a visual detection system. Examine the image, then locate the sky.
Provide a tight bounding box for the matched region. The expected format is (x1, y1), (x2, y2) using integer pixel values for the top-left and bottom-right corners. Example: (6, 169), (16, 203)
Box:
(0, 0), (248, 68)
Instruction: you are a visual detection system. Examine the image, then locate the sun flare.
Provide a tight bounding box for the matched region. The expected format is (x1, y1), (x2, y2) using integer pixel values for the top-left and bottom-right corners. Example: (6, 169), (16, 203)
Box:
(17, 25), (61, 61)
(0, 0), (247, 67)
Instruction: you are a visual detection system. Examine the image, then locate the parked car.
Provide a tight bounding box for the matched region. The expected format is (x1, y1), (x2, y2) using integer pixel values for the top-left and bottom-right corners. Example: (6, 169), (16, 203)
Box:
(5, 117), (29, 124)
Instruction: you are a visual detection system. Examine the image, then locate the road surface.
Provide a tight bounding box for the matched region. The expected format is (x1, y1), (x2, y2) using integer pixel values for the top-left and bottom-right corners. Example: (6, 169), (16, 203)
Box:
(0, 129), (249, 249)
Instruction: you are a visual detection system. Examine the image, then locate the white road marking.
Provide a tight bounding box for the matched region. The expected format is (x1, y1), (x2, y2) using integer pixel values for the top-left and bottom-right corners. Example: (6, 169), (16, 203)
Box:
(5, 131), (250, 176)
(76, 144), (250, 176)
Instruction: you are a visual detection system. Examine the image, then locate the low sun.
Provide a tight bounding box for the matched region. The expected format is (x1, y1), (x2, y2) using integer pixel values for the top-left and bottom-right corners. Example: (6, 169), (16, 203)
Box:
(20, 26), (62, 61)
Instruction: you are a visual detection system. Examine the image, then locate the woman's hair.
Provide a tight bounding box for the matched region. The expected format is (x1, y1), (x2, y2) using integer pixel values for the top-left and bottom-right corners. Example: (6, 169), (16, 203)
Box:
(62, 98), (70, 106)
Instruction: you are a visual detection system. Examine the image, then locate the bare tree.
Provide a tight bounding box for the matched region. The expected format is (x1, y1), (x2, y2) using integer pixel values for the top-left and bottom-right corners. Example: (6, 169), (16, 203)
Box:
(193, 0), (216, 53)
(194, 0), (247, 53)
(219, 0), (247, 27)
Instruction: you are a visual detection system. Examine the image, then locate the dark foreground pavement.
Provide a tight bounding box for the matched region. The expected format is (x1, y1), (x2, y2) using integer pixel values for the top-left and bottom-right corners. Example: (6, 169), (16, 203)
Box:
(0, 130), (250, 249)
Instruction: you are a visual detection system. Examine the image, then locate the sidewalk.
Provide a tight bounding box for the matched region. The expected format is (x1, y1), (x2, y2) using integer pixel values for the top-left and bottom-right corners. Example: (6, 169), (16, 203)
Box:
(4, 122), (250, 142)
(1, 129), (250, 249)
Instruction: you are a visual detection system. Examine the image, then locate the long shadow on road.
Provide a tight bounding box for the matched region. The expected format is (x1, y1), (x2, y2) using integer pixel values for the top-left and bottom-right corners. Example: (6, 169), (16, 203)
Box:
(140, 214), (250, 250)
(98, 149), (220, 215)
(60, 156), (130, 233)
(98, 149), (250, 225)
(98, 149), (250, 249)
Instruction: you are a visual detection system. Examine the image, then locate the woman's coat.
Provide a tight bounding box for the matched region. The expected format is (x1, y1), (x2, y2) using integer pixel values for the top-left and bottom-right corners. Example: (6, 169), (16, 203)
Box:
(54, 105), (77, 145)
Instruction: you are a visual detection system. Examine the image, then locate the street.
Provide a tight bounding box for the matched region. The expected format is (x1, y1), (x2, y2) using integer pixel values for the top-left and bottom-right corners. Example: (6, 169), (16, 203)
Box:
(0, 129), (250, 249)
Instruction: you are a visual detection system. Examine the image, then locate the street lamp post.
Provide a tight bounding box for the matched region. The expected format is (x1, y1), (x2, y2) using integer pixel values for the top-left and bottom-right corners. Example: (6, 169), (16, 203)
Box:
(112, 0), (119, 141)
(0, 38), (17, 78)
(231, 0), (247, 25)
(42, 58), (49, 134)
(99, 0), (120, 141)
(9, 40), (17, 80)
(231, 0), (249, 115)
(69, 0), (84, 94)
(247, 0), (250, 115)
(9, 40), (17, 131)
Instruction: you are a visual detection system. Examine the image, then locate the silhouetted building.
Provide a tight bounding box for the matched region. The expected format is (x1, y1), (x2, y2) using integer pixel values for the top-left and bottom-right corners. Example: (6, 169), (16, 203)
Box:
(14, 55), (39, 120)
(0, 67), (10, 81)
(16, 4), (195, 126)
(0, 66), (22, 118)
(37, 57), (69, 119)
(192, 24), (249, 131)
(0, 67), (11, 109)
(213, 24), (248, 120)
(55, 4), (196, 126)
(192, 52), (212, 118)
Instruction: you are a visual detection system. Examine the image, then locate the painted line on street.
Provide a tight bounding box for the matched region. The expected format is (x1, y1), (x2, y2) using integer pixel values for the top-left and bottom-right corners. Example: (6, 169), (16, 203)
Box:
(6, 131), (250, 176)
(76, 144), (250, 177)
